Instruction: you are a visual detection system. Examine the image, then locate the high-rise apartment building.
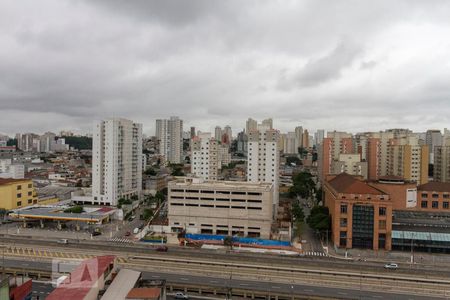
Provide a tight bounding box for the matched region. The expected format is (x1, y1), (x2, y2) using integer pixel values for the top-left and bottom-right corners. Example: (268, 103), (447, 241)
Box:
(247, 122), (280, 214)
(331, 154), (367, 179)
(283, 132), (297, 154)
(295, 126), (303, 150)
(224, 126), (232, 143)
(261, 118), (273, 129)
(191, 133), (219, 180)
(315, 129), (325, 146)
(214, 126), (222, 142)
(434, 129), (450, 182)
(425, 129), (442, 164)
(190, 127), (196, 139)
(156, 116), (183, 164)
(246, 118), (257, 134)
(92, 118), (142, 206)
(302, 129), (310, 148)
(318, 131), (353, 181)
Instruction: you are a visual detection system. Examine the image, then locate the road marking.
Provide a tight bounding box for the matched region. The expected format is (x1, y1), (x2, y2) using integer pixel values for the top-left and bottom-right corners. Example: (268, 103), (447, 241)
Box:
(304, 289), (314, 292)
(210, 280), (218, 283)
(271, 286), (280, 289)
(151, 275), (160, 278)
(338, 292), (347, 295)
(180, 278), (188, 281)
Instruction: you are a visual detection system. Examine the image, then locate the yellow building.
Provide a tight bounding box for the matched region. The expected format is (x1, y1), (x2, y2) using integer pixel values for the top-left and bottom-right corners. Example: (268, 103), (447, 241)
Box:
(0, 178), (37, 210)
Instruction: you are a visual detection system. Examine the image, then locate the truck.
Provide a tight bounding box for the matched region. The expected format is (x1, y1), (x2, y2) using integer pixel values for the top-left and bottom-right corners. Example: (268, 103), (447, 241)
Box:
(133, 227), (140, 234)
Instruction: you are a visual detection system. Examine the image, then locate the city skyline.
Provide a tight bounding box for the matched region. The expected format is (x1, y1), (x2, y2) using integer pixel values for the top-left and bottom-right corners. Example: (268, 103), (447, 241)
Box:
(1, 1), (450, 135)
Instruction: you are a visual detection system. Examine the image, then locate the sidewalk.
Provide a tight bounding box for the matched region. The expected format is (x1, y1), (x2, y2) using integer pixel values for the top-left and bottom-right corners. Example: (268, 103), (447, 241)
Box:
(326, 243), (450, 266)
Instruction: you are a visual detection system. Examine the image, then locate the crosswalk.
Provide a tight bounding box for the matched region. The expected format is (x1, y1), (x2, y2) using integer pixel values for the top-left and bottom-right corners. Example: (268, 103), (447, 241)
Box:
(303, 251), (328, 257)
(109, 237), (135, 244)
(3, 246), (127, 263)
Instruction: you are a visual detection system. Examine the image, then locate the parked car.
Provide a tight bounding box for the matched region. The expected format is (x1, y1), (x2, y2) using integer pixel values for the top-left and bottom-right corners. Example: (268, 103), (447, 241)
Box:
(384, 263), (398, 269)
(92, 231), (102, 236)
(156, 246), (168, 252)
(174, 292), (189, 299)
(57, 239), (68, 244)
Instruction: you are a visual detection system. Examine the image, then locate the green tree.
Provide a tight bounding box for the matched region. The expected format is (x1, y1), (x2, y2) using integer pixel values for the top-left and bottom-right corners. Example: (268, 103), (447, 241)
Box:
(286, 156), (301, 166)
(224, 235), (233, 249)
(143, 208), (153, 221)
(144, 168), (157, 176)
(306, 206), (330, 232)
(291, 202), (305, 223)
(155, 191), (165, 204)
(289, 171), (316, 199)
(64, 206), (84, 213)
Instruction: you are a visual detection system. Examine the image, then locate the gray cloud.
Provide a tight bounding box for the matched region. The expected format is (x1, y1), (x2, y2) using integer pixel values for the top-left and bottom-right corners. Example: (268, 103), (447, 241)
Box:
(1, 0), (450, 136)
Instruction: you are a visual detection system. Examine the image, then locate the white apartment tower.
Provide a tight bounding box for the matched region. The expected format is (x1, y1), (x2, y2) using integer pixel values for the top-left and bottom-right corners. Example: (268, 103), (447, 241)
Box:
(156, 116), (183, 164)
(247, 122), (280, 215)
(191, 133), (219, 180)
(92, 118), (142, 206)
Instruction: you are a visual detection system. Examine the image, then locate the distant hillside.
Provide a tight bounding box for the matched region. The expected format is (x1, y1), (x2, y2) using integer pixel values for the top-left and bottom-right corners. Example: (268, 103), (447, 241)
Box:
(62, 136), (92, 150)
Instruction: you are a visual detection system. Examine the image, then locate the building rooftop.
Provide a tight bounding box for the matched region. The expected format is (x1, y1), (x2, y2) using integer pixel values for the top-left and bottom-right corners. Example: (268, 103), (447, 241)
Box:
(0, 178), (30, 185)
(328, 173), (386, 195)
(418, 182), (450, 192)
(170, 177), (273, 190)
(47, 255), (116, 300)
(100, 269), (141, 300)
(126, 288), (161, 299)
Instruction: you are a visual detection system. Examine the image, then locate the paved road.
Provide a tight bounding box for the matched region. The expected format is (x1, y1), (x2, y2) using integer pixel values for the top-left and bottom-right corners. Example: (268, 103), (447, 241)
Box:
(1, 258), (447, 300)
(1, 234), (449, 279)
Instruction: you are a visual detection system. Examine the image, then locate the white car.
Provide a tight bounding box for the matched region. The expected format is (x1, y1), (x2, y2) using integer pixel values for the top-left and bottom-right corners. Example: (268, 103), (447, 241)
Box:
(384, 263), (398, 269)
(175, 292), (189, 299)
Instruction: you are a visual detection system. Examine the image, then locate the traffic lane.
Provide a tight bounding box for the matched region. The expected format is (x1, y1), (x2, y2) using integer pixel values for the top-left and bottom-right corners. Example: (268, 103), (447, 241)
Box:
(2, 235), (450, 278)
(142, 271), (442, 300)
(32, 281), (54, 299)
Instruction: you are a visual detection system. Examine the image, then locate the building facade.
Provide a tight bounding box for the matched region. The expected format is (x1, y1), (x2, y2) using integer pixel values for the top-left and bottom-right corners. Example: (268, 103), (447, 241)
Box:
(0, 178), (37, 210)
(247, 122), (280, 212)
(191, 133), (219, 180)
(156, 116), (183, 164)
(324, 173), (393, 251)
(168, 177), (274, 238)
(92, 118), (143, 206)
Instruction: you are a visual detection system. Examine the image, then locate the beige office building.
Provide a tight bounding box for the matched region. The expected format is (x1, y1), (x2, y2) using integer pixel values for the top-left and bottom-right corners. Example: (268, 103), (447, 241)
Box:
(168, 177), (274, 238)
(434, 128), (450, 182)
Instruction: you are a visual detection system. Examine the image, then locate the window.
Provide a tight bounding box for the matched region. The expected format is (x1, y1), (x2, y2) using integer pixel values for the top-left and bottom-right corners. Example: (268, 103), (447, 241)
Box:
(421, 201), (428, 208)
(28, 191), (32, 196)
(432, 194), (439, 198)
(421, 193), (428, 198)
(340, 218), (347, 227)
(339, 231), (347, 247)
(432, 201), (439, 209)
(444, 202), (449, 209)
(28, 184), (32, 188)
(444, 194), (449, 199)
(17, 201), (22, 207)
(17, 193), (22, 198)
(17, 185), (22, 190)
(28, 199), (32, 204)
(379, 220), (386, 230)
(378, 207), (386, 216)
(340, 204), (348, 214)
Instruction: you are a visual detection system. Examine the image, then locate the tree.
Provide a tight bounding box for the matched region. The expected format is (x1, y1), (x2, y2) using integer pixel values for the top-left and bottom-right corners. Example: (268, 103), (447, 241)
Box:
(291, 202), (305, 223)
(316, 187), (323, 204)
(155, 191), (165, 204)
(144, 168), (157, 176)
(171, 167), (185, 176)
(143, 208), (153, 221)
(130, 195), (139, 201)
(307, 206), (330, 232)
(64, 206), (84, 213)
(224, 235), (233, 249)
(289, 171), (316, 199)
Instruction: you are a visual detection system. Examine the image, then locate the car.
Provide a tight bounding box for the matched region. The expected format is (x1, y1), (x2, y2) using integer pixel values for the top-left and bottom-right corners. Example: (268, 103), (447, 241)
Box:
(174, 292), (189, 299)
(92, 231), (102, 236)
(384, 263), (398, 269)
(57, 239), (69, 244)
(156, 246), (168, 252)
(125, 231), (131, 236)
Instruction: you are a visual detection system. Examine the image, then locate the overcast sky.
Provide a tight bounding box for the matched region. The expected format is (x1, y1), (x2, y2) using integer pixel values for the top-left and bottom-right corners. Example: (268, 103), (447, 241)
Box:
(1, 0), (450, 137)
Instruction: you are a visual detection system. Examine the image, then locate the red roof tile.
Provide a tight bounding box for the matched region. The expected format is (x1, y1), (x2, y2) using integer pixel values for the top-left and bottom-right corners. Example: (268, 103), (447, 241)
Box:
(418, 182), (450, 192)
(126, 288), (161, 299)
(328, 173), (385, 195)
